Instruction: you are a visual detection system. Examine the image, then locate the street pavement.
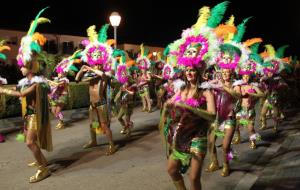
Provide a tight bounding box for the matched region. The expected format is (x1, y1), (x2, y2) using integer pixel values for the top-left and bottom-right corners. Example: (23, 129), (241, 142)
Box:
(0, 106), (300, 190)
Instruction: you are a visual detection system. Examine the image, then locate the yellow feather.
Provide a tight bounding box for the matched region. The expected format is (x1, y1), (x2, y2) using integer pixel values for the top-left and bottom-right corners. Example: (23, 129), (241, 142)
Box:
(193, 6), (210, 30)
(243, 38), (263, 47)
(225, 15), (235, 26)
(223, 15), (235, 42)
(265, 44), (276, 57)
(157, 52), (162, 60)
(27, 18), (50, 36)
(140, 44), (144, 56)
(87, 25), (98, 43)
(37, 17), (51, 24)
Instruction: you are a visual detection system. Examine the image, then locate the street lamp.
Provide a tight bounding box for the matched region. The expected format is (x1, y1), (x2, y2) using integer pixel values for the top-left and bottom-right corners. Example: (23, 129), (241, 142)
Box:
(109, 12), (121, 49)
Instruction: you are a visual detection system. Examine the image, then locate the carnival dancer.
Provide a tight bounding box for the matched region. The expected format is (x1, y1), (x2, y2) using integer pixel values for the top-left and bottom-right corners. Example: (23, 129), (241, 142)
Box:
(160, 2), (231, 189)
(204, 15), (252, 177)
(0, 7), (52, 183)
(232, 40), (264, 150)
(151, 51), (166, 109)
(259, 45), (289, 132)
(48, 51), (81, 129)
(0, 40), (10, 143)
(136, 44), (153, 112)
(114, 59), (137, 136)
(76, 24), (117, 155)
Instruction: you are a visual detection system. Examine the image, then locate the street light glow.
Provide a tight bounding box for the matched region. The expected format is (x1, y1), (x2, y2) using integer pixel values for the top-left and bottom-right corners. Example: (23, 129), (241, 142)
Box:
(109, 12), (121, 27)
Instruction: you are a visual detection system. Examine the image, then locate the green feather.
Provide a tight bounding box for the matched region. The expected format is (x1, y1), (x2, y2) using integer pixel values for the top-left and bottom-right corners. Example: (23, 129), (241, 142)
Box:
(73, 50), (82, 59)
(250, 42), (260, 54)
(284, 63), (292, 73)
(129, 65), (139, 72)
(28, 7), (50, 36)
(207, 1), (230, 28)
(98, 24), (109, 43)
(143, 47), (149, 56)
(262, 61), (273, 67)
(69, 65), (78, 72)
(30, 42), (41, 53)
(0, 53), (7, 60)
(220, 43), (241, 56)
(163, 45), (170, 57)
(112, 49), (126, 63)
(276, 45), (289, 58)
(233, 17), (252, 42)
(250, 54), (263, 64)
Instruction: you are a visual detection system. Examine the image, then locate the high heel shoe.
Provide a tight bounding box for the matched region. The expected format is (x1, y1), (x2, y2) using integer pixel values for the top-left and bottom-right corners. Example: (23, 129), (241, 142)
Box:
(29, 165), (50, 183)
(221, 163), (230, 177)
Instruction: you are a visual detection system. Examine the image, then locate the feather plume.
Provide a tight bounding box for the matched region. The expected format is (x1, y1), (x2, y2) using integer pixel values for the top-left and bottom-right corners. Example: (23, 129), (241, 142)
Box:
(157, 52), (162, 60)
(276, 45), (289, 58)
(112, 49), (126, 62)
(249, 42), (261, 54)
(0, 53), (7, 60)
(87, 25), (98, 43)
(140, 44), (144, 56)
(98, 24), (109, 43)
(264, 44), (276, 57)
(207, 1), (230, 28)
(193, 6), (210, 30)
(281, 57), (290, 63)
(126, 60), (136, 67)
(226, 15), (235, 26)
(106, 39), (116, 47)
(32, 32), (47, 46)
(71, 50), (82, 59)
(163, 45), (170, 58)
(30, 42), (41, 53)
(260, 51), (269, 58)
(37, 17), (51, 24)
(28, 7), (50, 36)
(0, 45), (10, 52)
(214, 24), (236, 38)
(224, 15), (235, 42)
(243, 38), (262, 47)
(232, 17), (252, 43)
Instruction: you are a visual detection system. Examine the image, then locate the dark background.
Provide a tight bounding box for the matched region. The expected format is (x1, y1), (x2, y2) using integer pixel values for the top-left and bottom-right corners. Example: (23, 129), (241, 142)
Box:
(0, 0), (299, 56)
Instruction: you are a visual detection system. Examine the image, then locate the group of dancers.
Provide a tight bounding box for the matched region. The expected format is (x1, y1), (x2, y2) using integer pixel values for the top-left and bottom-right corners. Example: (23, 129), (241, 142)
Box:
(0, 2), (295, 189)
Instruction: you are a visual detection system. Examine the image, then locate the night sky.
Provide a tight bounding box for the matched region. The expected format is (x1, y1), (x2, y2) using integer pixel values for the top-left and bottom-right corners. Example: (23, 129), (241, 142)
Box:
(1, 0), (300, 56)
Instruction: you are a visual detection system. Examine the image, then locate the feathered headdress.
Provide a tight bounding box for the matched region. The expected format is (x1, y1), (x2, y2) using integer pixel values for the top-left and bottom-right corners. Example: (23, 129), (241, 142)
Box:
(16, 7), (50, 73)
(170, 1), (229, 69)
(81, 24), (116, 70)
(238, 39), (263, 75)
(216, 17), (252, 70)
(55, 50), (81, 74)
(259, 44), (288, 74)
(0, 40), (10, 61)
(136, 44), (151, 70)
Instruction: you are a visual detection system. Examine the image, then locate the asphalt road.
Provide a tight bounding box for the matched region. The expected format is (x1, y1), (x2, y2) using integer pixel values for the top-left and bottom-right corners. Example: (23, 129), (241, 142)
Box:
(0, 107), (300, 190)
